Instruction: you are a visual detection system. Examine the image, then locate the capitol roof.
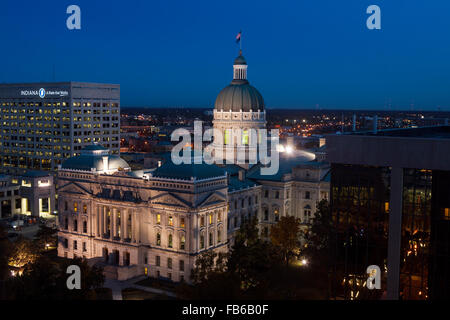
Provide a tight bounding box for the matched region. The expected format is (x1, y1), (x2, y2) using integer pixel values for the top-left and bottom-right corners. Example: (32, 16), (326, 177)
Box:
(61, 145), (130, 173)
(152, 161), (226, 181)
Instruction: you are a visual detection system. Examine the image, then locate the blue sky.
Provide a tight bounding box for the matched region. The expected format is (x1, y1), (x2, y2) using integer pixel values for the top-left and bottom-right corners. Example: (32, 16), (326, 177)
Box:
(1, 0), (450, 110)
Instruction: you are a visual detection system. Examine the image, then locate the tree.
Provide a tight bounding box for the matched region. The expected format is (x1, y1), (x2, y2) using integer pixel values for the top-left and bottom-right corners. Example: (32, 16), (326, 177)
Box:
(34, 224), (57, 252)
(270, 216), (302, 266)
(303, 199), (335, 299)
(0, 225), (13, 281)
(8, 237), (38, 269)
(227, 216), (280, 291)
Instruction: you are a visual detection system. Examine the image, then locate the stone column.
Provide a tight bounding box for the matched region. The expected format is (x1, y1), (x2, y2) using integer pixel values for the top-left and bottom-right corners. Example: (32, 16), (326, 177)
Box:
(110, 208), (117, 239)
(131, 210), (135, 243)
(387, 167), (404, 300)
(120, 210), (124, 240)
(124, 210), (128, 240)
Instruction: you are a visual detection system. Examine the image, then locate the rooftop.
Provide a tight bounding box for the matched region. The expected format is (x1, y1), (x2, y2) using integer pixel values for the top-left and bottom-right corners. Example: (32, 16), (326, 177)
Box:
(348, 125), (450, 139)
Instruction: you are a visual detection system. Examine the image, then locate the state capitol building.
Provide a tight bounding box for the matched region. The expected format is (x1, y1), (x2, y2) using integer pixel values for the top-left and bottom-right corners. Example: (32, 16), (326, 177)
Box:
(57, 51), (330, 282)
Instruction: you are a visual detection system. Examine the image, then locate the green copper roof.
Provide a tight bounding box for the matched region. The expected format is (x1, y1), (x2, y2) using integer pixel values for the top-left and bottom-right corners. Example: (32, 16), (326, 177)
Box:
(152, 161), (225, 180)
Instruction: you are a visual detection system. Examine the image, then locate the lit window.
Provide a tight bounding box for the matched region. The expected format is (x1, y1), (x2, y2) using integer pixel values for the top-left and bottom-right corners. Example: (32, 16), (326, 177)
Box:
(242, 129), (248, 145)
(385, 202), (389, 213)
(156, 232), (161, 246)
(74, 202), (78, 212)
(180, 217), (185, 228)
(168, 215), (173, 226)
(209, 214), (213, 225)
(224, 129), (231, 145)
(445, 208), (450, 219)
(156, 214), (161, 225)
(83, 204), (87, 214)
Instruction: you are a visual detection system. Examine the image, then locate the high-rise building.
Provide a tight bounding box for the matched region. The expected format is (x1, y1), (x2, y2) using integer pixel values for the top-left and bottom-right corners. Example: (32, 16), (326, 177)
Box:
(327, 126), (450, 300)
(0, 82), (120, 174)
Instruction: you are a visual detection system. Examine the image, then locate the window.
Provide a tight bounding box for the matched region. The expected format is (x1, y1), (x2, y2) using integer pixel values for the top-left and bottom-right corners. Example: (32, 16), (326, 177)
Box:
(179, 260), (184, 271)
(180, 217), (185, 228)
(168, 215), (173, 226)
(156, 255), (160, 266)
(217, 229), (221, 243)
(167, 258), (172, 269)
(209, 232), (213, 246)
(156, 214), (161, 225)
(73, 219), (78, 232)
(242, 129), (249, 145)
(64, 238), (68, 248)
(264, 208), (269, 221)
(274, 209), (279, 222)
(156, 232), (161, 246)
(264, 190), (269, 198)
(168, 234), (173, 248)
(180, 235), (185, 250)
(64, 217), (68, 230)
(241, 199), (245, 208)
(200, 216), (205, 227)
(218, 212), (222, 222)
(83, 221), (87, 233)
(200, 235), (205, 249)
(209, 214), (213, 225)
(144, 255), (148, 264)
(64, 201), (68, 211)
(74, 202), (78, 212)
(275, 191), (280, 199)
(73, 240), (77, 250)
(305, 191), (311, 199)
(304, 205), (312, 223)
(82, 242), (87, 252)
(83, 204), (87, 214)
(224, 129), (231, 145)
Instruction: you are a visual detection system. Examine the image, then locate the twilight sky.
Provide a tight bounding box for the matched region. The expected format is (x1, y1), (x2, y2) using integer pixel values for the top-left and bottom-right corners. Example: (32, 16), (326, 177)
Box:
(1, 0), (450, 110)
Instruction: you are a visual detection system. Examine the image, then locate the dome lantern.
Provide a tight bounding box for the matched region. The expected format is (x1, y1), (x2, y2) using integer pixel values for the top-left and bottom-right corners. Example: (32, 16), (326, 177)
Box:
(233, 50), (248, 80)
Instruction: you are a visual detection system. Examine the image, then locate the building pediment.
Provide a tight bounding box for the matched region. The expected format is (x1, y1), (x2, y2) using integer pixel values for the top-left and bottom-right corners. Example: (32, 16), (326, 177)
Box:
(197, 192), (226, 208)
(150, 192), (191, 208)
(58, 181), (92, 196)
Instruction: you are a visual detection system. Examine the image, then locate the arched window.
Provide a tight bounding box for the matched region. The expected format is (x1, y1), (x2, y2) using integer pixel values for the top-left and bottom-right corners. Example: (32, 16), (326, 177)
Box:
(217, 229), (221, 243)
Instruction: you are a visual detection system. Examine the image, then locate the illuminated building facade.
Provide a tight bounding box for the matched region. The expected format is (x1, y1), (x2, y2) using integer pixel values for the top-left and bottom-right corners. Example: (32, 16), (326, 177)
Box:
(0, 82), (120, 174)
(0, 170), (55, 218)
(327, 126), (450, 300)
(57, 145), (228, 281)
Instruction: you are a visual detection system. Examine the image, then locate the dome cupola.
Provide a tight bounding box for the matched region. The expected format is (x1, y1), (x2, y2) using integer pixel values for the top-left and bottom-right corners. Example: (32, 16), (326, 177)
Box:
(214, 50), (265, 112)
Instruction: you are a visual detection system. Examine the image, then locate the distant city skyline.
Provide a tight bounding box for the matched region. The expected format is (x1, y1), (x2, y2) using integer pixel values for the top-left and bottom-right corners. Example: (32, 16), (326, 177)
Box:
(1, 1), (450, 110)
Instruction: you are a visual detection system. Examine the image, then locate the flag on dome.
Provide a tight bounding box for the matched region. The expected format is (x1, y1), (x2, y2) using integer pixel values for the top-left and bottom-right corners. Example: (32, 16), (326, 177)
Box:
(236, 31), (241, 43)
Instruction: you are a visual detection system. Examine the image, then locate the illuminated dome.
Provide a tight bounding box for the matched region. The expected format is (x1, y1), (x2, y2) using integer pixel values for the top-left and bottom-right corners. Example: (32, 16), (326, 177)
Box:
(61, 145), (130, 173)
(214, 50), (265, 112)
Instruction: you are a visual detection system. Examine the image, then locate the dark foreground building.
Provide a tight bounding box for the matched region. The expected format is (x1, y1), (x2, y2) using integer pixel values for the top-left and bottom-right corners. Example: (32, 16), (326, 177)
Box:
(327, 126), (450, 300)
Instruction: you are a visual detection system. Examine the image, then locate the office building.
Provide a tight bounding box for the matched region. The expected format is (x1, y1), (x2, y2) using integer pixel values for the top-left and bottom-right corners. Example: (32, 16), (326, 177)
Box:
(0, 82), (120, 174)
(327, 126), (450, 300)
